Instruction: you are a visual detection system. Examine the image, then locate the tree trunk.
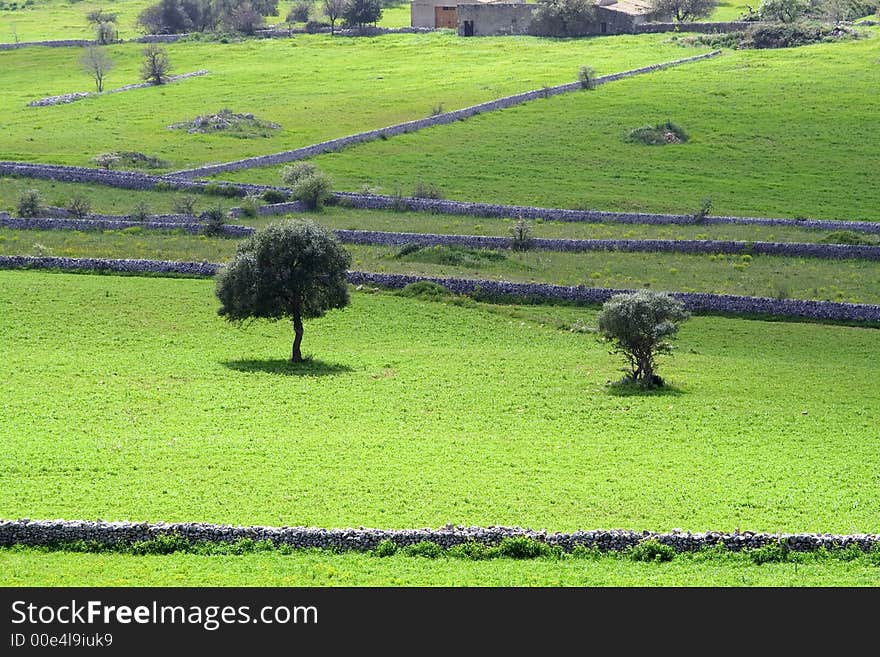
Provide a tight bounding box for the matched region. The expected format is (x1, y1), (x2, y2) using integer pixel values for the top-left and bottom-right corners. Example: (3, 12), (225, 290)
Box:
(291, 308), (304, 363)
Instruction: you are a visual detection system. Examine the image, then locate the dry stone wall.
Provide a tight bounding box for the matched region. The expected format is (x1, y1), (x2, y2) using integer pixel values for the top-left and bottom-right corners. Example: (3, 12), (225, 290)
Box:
(1, 519), (878, 554)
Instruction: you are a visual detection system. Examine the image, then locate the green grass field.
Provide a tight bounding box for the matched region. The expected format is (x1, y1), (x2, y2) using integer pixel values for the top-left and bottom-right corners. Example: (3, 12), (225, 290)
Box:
(219, 34), (880, 221)
(2, 270), (879, 534)
(0, 0), (410, 43)
(4, 546), (880, 586)
(0, 32), (701, 168)
(3, 227), (878, 303)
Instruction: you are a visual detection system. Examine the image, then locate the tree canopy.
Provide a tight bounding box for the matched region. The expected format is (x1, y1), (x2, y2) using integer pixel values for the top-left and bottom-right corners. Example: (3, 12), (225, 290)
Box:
(215, 220), (352, 362)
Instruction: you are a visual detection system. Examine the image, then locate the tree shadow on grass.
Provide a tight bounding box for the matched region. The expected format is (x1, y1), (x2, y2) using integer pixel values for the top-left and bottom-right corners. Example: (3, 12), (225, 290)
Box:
(222, 358), (354, 377)
(604, 378), (686, 397)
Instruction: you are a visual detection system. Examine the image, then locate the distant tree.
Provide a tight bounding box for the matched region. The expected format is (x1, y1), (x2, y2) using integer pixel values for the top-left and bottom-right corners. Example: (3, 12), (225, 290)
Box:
(529, 0), (597, 37)
(757, 0), (808, 21)
(597, 290), (690, 388)
(180, 0), (219, 31)
(323, 0), (345, 32)
(225, 1), (265, 33)
(140, 44), (172, 84)
(86, 9), (119, 24)
(80, 46), (114, 92)
(94, 21), (118, 44)
(137, 0), (192, 34)
(288, 0), (313, 22)
(342, 0), (382, 28)
(650, 0), (718, 21)
(215, 220), (352, 363)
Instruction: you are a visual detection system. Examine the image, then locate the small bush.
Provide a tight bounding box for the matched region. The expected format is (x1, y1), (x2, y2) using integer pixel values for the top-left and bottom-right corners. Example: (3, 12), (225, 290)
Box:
(412, 181), (443, 200)
(430, 102), (444, 116)
(372, 539), (398, 557)
(509, 218), (533, 251)
(396, 280), (450, 300)
(693, 197), (713, 223)
(389, 188), (408, 212)
(630, 539), (676, 563)
(819, 230), (878, 245)
(239, 193), (262, 218)
(200, 205), (228, 236)
(16, 189), (42, 217)
(288, 172), (332, 210)
(281, 162), (318, 186)
(578, 65), (597, 89)
(65, 194), (91, 219)
(395, 242), (424, 258)
(399, 245), (506, 267)
(498, 536), (553, 560)
(748, 541), (790, 565)
(626, 121), (689, 146)
(447, 541), (498, 560)
(571, 544), (603, 559)
(288, 1), (312, 22)
(262, 189), (288, 204)
(128, 201), (150, 222)
(203, 183), (244, 198)
(92, 153), (121, 170)
(171, 196), (198, 216)
(402, 541), (444, 558)
(128, 533), (190, 555)
(305, 19), (328, 32)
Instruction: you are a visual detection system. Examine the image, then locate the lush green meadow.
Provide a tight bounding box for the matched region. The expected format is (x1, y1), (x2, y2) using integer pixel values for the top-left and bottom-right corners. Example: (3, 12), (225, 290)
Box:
(2, 270), (879, 534)
(0, 32), (700, 168)
(4, 546), (880, 586)
(219, 34), (880, 220)
(3, 227), (879, 303)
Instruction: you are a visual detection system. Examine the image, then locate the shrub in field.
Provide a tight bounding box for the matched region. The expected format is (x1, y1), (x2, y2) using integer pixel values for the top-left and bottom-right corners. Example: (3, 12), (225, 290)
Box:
(92, 153), (121, 170)
(216, 220), (351, 362)
(509, 218), (534, 251)
(172, 196), (198, 216)
(402, 541), (444, 558)
(578, 65), (597, 89)
(128, 201), (151, 222)
(529, 0), (597, 36)
(395, 243), (425, 258)
(649, 0), (718, 21)
(239, 194), (262, 218)
(281, 162), (318, 186)
(128, 533), (191, 556)
(262, 189), (288, 204)
(412, 181), (443, 200)
(693, 197), (713, 223)
(498, 536), (555, 559)
(290, 171), (333, 210)
(630, 539), (676, 562)
(758, 0), (809, 22)
(200, 205), (228, 236)
(597, 289), (690, 388)
(372, 539), (398, 557)
(342, 0), (382, 28)
(288, 1), (312, 22)
(65, 194), (91, 219)
(396, 280), (450, 300)
(140, 44), (172, 85)
(203, 183), (244, 198)
(819, 230), (878, 245)
(748, 541), (790, 564)
(626, 121), (689, 145)
(16, 189), (42, 217)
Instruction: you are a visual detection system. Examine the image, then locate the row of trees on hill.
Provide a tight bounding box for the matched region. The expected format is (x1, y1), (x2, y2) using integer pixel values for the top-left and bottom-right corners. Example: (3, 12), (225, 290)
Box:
(134, 0), (382, 35)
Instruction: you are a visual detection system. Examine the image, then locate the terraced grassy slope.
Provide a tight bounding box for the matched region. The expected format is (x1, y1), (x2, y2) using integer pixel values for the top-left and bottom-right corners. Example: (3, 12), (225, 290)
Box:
(4, 227), (879, 303)
(220, 34), (880, 221)
(2, 270), (879, 533)
(0, 32), (702, 168)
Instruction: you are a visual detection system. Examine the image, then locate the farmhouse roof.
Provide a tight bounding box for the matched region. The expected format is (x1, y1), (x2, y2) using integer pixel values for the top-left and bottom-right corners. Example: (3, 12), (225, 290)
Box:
(595, 0), (655, 15)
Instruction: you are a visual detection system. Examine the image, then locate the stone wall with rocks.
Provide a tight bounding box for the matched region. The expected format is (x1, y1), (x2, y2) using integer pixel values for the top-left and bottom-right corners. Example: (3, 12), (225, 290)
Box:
(2, 256), (879, 322)
(28, 70), (209, 107)
(7, 218), (877, 261)
(168, 50), (722, 178)
(1, 519), (877, 554)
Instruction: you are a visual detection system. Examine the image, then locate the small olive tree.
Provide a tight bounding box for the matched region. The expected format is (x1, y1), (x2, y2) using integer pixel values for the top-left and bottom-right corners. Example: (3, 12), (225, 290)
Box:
(597, 290), (689, 388)
(81, 46), (114, 92)
(141, 44), (172, 85)
(650, 0), (718, 21)
(216, 220), (351, 363)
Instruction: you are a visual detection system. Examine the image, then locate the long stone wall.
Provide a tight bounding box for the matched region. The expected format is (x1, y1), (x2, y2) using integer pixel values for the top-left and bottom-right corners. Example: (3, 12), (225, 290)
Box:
(1, 519), (877, 554)
(28, 70), (209, 108)
(2, 256), (879, 322)
(167, 50), (722, 178)
(6, 218), (878, 261)
(2, 161), (879, 233)
(635, 21), (754, 34)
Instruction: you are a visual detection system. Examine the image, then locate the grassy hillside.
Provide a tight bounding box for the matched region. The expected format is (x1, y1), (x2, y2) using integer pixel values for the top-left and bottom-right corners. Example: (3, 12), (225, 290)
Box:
(0, 32), (702, 167)
(2, 270), (879, 533)
(219, 34), (880, 221)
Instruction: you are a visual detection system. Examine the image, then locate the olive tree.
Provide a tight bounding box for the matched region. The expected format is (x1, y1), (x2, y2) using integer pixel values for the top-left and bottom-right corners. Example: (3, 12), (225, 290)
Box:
(216, 220), (351, 363)
(650, 0), (718, 21)
(597, 290), (690, 388)
(140, 44), (172, 84)
(80, 46), (114, 92)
